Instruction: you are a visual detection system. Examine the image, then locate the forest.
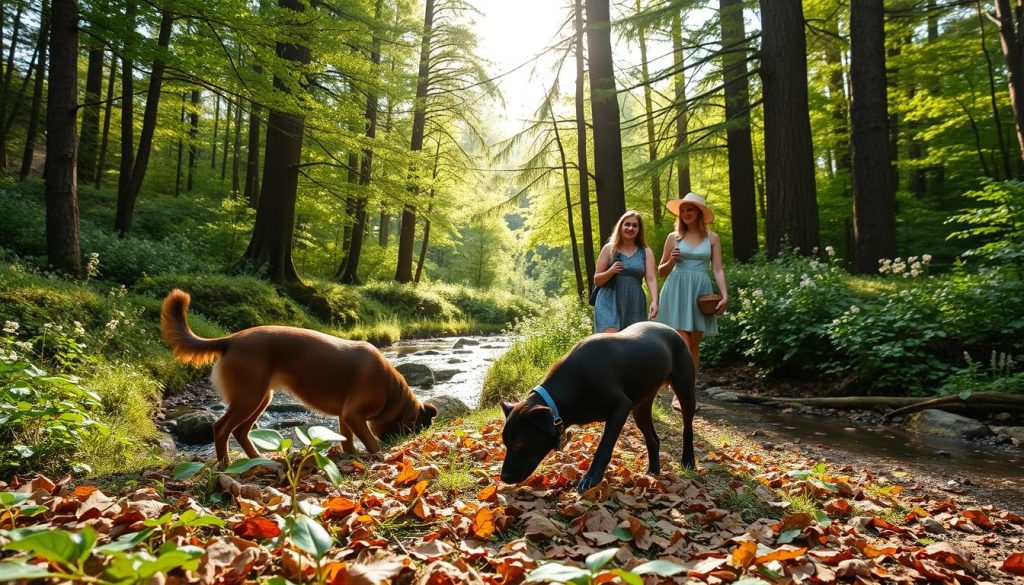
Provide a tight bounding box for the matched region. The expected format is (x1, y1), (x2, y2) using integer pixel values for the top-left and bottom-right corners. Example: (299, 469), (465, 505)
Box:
(0, 0), (1023, 583)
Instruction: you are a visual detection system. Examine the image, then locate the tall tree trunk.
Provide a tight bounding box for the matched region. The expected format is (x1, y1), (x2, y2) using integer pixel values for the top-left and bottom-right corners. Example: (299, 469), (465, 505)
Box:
(720, 0), (758, 261)
(187, 88), (199, 191)
(221, 98), (232, 181)
(174, 92), (184, 196)
(117, 1), (135, 203)
(19, 0), (47, 181)
(574, 0), (596, 292)
(239, 0), (309, 285)
(339, 0), (383, 284)
(414, 143), (441, 284)
(850, 0), (896, 273)
(211, 94), (219, 167)
(553, 112), (585, 299)
(671, 11), (691, 197)
(758, 0), (820, 257)
(244, 100), (261, 204)
(396, 0), (434, 283)
(114, 8), (172, 236)
(78, 45), (103, 182)
(232, 97), (242, 193)
(635, 0), (662, 227)
(585, 0), (626, 245)
(0, 0), (24, 170)
(45, 0), (81, 276)
(887, 40), (901, 190)
(979, 0), (1012, 180)
(993, 0), (1024, 171)
(95, 49), (116, 188)
(825, 12), (850, 184)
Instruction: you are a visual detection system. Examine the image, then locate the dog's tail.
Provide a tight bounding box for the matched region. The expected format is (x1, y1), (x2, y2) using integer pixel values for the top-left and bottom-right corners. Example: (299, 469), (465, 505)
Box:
(160, 289), (228, 366)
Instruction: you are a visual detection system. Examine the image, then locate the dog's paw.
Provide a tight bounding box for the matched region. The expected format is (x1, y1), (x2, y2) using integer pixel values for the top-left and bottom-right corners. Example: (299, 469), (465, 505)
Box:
(576, 474), (600, 493)
(681, 454), (696, 470)
(645, 464), (660, 476)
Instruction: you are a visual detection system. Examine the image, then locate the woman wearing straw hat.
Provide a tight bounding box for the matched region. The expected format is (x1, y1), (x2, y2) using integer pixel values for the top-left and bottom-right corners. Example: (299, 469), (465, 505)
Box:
(656, 192), (729, 372)
(593, 210), (659, 333)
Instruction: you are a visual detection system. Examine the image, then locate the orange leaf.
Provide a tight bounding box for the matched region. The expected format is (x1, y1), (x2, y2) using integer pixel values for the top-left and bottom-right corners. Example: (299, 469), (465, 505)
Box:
(730, 540), (757, 569)
(774, 512), (814, 532)
(233, 516), (281, 539)
(962, 509), (995, 530)
(471, 506), (495, 540)
(411, 499), (432, 521)
(1001, 552), (1024, 576)
(72, 485), (99, 499)
(323, 497), (358, 520)
(823, 499), (851, 518)
(756, 546), (808, 564)
(395, 460), (420, 485)
(477, 485), (498, 502)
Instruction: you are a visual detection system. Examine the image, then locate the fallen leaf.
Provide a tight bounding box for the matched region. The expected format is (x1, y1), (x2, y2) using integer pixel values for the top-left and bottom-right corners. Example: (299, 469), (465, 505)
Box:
(471, 507), (495, 540)
(233, 516), (281, 539)
(1001, 552), (1024, 576)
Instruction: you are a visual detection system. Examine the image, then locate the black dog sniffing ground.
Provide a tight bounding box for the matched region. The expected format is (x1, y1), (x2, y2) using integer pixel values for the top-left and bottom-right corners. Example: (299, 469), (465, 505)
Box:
(500, 321), (696, 492)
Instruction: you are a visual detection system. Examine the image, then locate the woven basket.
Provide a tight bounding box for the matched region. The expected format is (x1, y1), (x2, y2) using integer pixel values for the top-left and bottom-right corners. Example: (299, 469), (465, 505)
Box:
(697, 293), (722, 316)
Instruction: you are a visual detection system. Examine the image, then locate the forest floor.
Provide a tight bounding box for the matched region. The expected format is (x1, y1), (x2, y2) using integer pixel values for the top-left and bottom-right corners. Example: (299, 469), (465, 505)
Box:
(4, 387), (1024, 584)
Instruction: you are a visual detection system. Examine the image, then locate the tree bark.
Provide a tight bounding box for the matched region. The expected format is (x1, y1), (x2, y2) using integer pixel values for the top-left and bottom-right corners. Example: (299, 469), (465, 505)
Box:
(635, 0), (662, 227)
(585, 0), (626, 245)
(211, 94), (219, 167)
(396, 0), (434, 283)
(232, 96), (242, 193)
(174, 92), (184, 196)
(117, 1), (135, 209)
(187, 88), (199, 191)
(45, 0), (81, 276)
(720, 0), (758, 261)
(114, 8), (172, 236)
(221, 98), (232, 181)
(553, 111), (585, 300)
(19, 0), (47, 181)
(758, 0), (820, 257)
(978, 0), (1012, 180)
(78, 45), (104, 183)
(850, 0), (896, 273)
(414, 142), (441, 284)
(671, 11), (691, 198)
(238, 0), (309, 285)
(244, 100), (261, 204)
(95, 49), (116, 188)
(574, 0), (596, 294)
(0, 0), (24, 170)
(338, 0), (383, 284)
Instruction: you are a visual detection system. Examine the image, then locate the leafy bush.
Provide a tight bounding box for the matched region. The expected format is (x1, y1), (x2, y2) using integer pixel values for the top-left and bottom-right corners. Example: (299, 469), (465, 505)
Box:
(479, 298), (592, 407)
(431, 282), (539, 325)
(825, 287), (952, 394)
(946, 179), (1024, 278)
(359, 281), (462, 321)
(705, 249), (855, 375)
(940, 351), (1023, 396)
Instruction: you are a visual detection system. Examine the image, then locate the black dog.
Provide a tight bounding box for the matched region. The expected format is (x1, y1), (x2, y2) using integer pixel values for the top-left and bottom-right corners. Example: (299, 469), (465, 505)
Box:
(500, 321), (696, 492)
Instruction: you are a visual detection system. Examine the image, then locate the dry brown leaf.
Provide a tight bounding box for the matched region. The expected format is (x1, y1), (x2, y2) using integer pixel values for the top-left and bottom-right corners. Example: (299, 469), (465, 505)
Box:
(1000, 552), (1024, 576)
(521, 511), (564, 540)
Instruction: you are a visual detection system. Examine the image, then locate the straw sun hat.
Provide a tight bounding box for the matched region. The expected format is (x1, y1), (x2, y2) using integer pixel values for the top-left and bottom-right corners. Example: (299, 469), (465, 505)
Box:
(666, 192), (715, 224)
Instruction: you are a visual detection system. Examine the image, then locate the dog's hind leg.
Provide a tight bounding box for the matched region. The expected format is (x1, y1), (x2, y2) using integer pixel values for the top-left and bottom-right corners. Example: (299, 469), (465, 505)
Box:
(345, 417), (381, 455)
(232, 390), (273, 459)
(631, 393), (661, 476)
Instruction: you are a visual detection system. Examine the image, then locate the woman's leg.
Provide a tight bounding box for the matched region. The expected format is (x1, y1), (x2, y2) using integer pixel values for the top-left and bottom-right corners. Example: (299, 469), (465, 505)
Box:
(675, 330), (703, 372)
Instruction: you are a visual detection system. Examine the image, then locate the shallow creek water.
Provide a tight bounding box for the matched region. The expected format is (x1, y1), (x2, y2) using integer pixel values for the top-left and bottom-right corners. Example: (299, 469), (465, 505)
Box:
(174, 334), (1024, 508)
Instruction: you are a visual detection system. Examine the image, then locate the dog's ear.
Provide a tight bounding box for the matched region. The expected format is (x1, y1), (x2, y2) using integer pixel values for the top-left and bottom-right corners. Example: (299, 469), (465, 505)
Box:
(425, 403), (438, 417)
(501, 401), (515, 419)
(525, 405), (558, 438)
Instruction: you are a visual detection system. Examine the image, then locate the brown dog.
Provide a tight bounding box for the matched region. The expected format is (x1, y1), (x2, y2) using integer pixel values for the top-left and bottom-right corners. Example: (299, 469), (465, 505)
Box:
(160, 289), (437, 464)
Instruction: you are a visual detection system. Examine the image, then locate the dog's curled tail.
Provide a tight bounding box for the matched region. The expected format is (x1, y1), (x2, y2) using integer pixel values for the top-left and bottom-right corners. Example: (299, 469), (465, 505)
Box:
(161, 289), (228, 366)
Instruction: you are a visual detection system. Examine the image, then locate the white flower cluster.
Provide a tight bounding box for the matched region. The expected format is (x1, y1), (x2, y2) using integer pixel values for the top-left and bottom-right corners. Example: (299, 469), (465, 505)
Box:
(878, 255), (932, 278)
(799, 274), (816, 288)
(3, 320), (18, 334)
(86, 252), (100, 279)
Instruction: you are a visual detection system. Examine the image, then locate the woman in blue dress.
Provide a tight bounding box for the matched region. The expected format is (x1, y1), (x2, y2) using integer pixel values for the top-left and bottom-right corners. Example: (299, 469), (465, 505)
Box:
(655, 192), (729, 372)
(593, 210), (659, 333)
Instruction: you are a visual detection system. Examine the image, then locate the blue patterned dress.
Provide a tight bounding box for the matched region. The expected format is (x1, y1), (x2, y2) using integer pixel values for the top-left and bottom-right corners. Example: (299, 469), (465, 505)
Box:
(594, 248), (648, 331)
(656, 235), (717, 335)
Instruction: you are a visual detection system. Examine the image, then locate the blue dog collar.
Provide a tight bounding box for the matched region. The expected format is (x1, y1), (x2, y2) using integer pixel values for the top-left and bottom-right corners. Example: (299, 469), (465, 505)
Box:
(532, 385), (568, 448)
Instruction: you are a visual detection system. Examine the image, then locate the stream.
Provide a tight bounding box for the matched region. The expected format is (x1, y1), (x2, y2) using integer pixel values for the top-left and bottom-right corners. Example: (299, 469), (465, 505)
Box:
(170, 334), (1024, 508)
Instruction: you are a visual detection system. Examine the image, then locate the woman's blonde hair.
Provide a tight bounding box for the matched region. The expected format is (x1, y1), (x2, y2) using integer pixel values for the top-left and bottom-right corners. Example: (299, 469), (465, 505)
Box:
(609, 210), (648, 251)
(673, 204), (708, 240)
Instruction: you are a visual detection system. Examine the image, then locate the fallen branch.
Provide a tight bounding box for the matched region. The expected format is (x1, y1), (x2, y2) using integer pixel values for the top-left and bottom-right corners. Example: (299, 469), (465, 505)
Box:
(881, 393), (1024, 421)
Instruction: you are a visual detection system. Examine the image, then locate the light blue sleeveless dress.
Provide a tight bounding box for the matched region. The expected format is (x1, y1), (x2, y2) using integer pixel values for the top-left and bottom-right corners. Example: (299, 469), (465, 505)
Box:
(594, 248), (648, 331)
(656, 235), (718, 335)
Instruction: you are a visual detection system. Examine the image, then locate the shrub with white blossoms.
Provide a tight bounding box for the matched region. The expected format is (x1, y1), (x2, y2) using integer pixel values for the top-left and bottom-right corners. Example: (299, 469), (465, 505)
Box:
(878, 254), (932, 278)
